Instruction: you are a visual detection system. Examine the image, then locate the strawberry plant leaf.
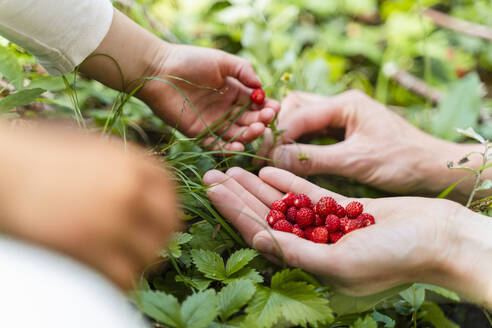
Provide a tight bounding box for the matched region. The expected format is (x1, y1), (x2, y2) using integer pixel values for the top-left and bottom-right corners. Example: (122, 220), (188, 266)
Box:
(0, 45), (24, 90)
(0, 88), (45, 113)
(225, 249), (258, 276)
(191, 249), (226, 280)
(400, 285), (425, 311)
(414, 284), (460, 302)
(189, 221), (234, 254)
(225, 267), (263, 284)
(372, 311), (395, 328)
(218, 279), (256, 321)
(175, 276), (212, 291)
(351, 315), (378, 328)
(420, 302), (460, 328)
(165, 232), (193, 258)
(182, 289), (218, 328)
(271, 268), (321, 287)
(133, 290), (183, 328)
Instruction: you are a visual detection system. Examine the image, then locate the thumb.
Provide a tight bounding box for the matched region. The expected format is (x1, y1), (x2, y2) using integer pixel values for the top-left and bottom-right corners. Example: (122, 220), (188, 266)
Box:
(220, 52), (262, 88)
(271, 142), (350, 176)
(252, 230), (333, 275)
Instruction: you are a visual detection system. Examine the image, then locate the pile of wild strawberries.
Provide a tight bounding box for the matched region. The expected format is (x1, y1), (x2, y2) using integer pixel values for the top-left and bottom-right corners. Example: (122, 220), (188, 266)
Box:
(266, 193), (375, 244)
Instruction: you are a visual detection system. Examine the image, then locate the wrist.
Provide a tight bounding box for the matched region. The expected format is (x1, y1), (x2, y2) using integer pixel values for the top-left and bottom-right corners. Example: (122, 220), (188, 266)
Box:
(434, 205), (492, 308)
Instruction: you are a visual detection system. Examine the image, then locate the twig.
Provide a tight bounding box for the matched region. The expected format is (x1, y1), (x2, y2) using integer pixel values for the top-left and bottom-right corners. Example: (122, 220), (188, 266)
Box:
(423, 8), (492, 42)
(383, 63), (443, 104)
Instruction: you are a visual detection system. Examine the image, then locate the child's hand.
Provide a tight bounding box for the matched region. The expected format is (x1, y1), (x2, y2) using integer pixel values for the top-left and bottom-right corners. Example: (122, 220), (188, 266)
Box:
(203, 166), (492, 307)
(0, 124), (180, 290)
(139, 44), (280, 151)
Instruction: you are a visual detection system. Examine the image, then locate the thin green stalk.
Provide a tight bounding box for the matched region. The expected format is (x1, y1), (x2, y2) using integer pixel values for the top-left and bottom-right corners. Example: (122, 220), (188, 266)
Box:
(466, 143), (490, 208)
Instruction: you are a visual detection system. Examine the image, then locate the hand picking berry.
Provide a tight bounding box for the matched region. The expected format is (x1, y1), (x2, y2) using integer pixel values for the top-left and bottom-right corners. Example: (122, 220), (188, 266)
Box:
(266, 192), (377, 244)
(250, 88), (266, 105)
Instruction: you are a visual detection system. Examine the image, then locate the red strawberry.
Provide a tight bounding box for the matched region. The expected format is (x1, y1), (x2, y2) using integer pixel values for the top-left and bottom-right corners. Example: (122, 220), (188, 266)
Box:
(304, 227), (316, 241)
(251, 88), (266, 105)
(294, 194), (312, 208)
(282, 192), (297, 207)
(270, 200), (287, 213)
(273, 219), (293, 233)
(345, 201), (364, 218)
(311, 226), (329, 244)
(266, 210), (285, 227)
(286, 206), (297, 223)
(329, 232), (344, 244)
(335, 204), (346, 218)
(296, 207), (314, 228)
(292, 224), (305, 239)
(342, 219), (364, 234)
(325, 214), (341, 233)
(357, 213), (375, 226)
(314, 197), (338, 216)
(314, 214), (325, 226)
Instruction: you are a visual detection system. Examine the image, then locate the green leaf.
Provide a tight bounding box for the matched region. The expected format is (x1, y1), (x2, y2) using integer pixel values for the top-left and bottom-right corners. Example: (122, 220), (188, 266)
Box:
(400, 285), (425, 311)
(0, 45), (24, 90)
(182, 290), (218, 328)
(175, 276), (212, 291)
(420, 302), (459, 328)
(0, 88), (44, 113)
(372, 311), (395, 328)
(166, 232), (193, 258)
(456, 127), (486, 144)
(245, 270), (333, 328)
(271, 268), (321, 288)
(218, 279), (256, 321)
(191, 249), (226, 280)
(432, 73), (482, 141)
(28, 74), (75, 92)
(133, 290), (182, 328)
(351, 315), (378, 328)
(477, 179), (492, 191)
(189, 221), (234, 254)
(225, 267), (264, 284)
(225, 249), (258, 276)
(414, 284), (460, 302)
(331, 284), (411, 315)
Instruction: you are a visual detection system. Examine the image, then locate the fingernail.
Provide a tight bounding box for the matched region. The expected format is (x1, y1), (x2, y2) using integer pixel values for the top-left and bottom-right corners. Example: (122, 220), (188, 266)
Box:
(253, 234), (273, 254)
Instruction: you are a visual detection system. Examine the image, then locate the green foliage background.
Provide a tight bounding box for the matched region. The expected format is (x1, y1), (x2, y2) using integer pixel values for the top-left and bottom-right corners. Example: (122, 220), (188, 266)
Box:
(1, 0), (492, 327)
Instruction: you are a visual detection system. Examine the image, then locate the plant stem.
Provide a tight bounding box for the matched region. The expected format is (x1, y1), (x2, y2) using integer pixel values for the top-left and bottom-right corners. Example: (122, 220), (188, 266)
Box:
(466, 142), (490, 208)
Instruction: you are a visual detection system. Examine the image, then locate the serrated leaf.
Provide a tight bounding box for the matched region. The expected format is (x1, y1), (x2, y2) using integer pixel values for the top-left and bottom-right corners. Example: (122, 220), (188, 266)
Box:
(414, 284), (460, 302)
(182, 289), (218, 328)
(0, 88), (44, 113)
(477, 179), (492, 191)
(189, 221), (234, 254)
(400, 285), (425, 311)
(271, 268), (321, 287)
(432, 73), (482, 141)
(245, 271), (333, 328)
(191, 249), (226, 280)
(167, 232), (193, 258)
(351, 315), (378, 328)
(175, 276), (212, 291)
(456, 127), (486, 144)
(225, 267), (263, 284)
(0, 45), (24, 90)
(420, 302), (459, 328)
(372, 311), (395, 328)
(225, 249), (258, 276)
(331, 284), (411, 315)
(218, 279), (256, 321)
(133, 290), (182, 327)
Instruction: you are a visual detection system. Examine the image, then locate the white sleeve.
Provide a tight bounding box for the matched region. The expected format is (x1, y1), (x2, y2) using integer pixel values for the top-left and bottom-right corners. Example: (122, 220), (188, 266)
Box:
(0, 0), (114, 76)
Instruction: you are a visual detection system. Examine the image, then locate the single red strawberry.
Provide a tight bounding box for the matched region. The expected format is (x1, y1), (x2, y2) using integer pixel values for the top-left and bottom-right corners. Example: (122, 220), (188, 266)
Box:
(286, 206), (297, 223)
(314, 214), (325, 226)
(251, 88), (266, 105)
(325, 214), (341, 233)
(342, 219), (364, 234)
(296, 207), (314, 228)
(282, 192), (297, 207)
(329, 231), (344, 244)
(292, 224), (305, 239)
(345, 201), (364, 218)
(273, 219), (293, 233)
(266, 210), (285, 227)
(304, 227), (315, 241)
(311, 226), (329, 244)
(314, 197), (338, 216)
(294, 194), (312, 208)
(335, 204), (346, 218)
(270, 200), (287, 213)
(357, 213), (375, 226)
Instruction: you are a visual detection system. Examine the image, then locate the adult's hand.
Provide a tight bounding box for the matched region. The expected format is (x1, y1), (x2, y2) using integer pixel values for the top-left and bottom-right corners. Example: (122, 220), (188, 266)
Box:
(203, 167), (492, 308)
(0, 123), (180, 290)
(80, 10), (280, 152)
(259, 91), (488, 202)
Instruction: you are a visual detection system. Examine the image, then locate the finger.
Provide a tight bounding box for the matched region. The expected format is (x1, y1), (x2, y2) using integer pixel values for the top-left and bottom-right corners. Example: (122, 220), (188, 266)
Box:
(220, 52), (262, 89)
(270, 141), (352, 176)
(202, 137), (245, 153)
(252, 230), (334, 276)
(220, 122), (265, 144)
(203, 170), (268, 244)
(258, 166), (346, 203)
(237, 107), (276, 126)
(225, 167), (280, 210)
